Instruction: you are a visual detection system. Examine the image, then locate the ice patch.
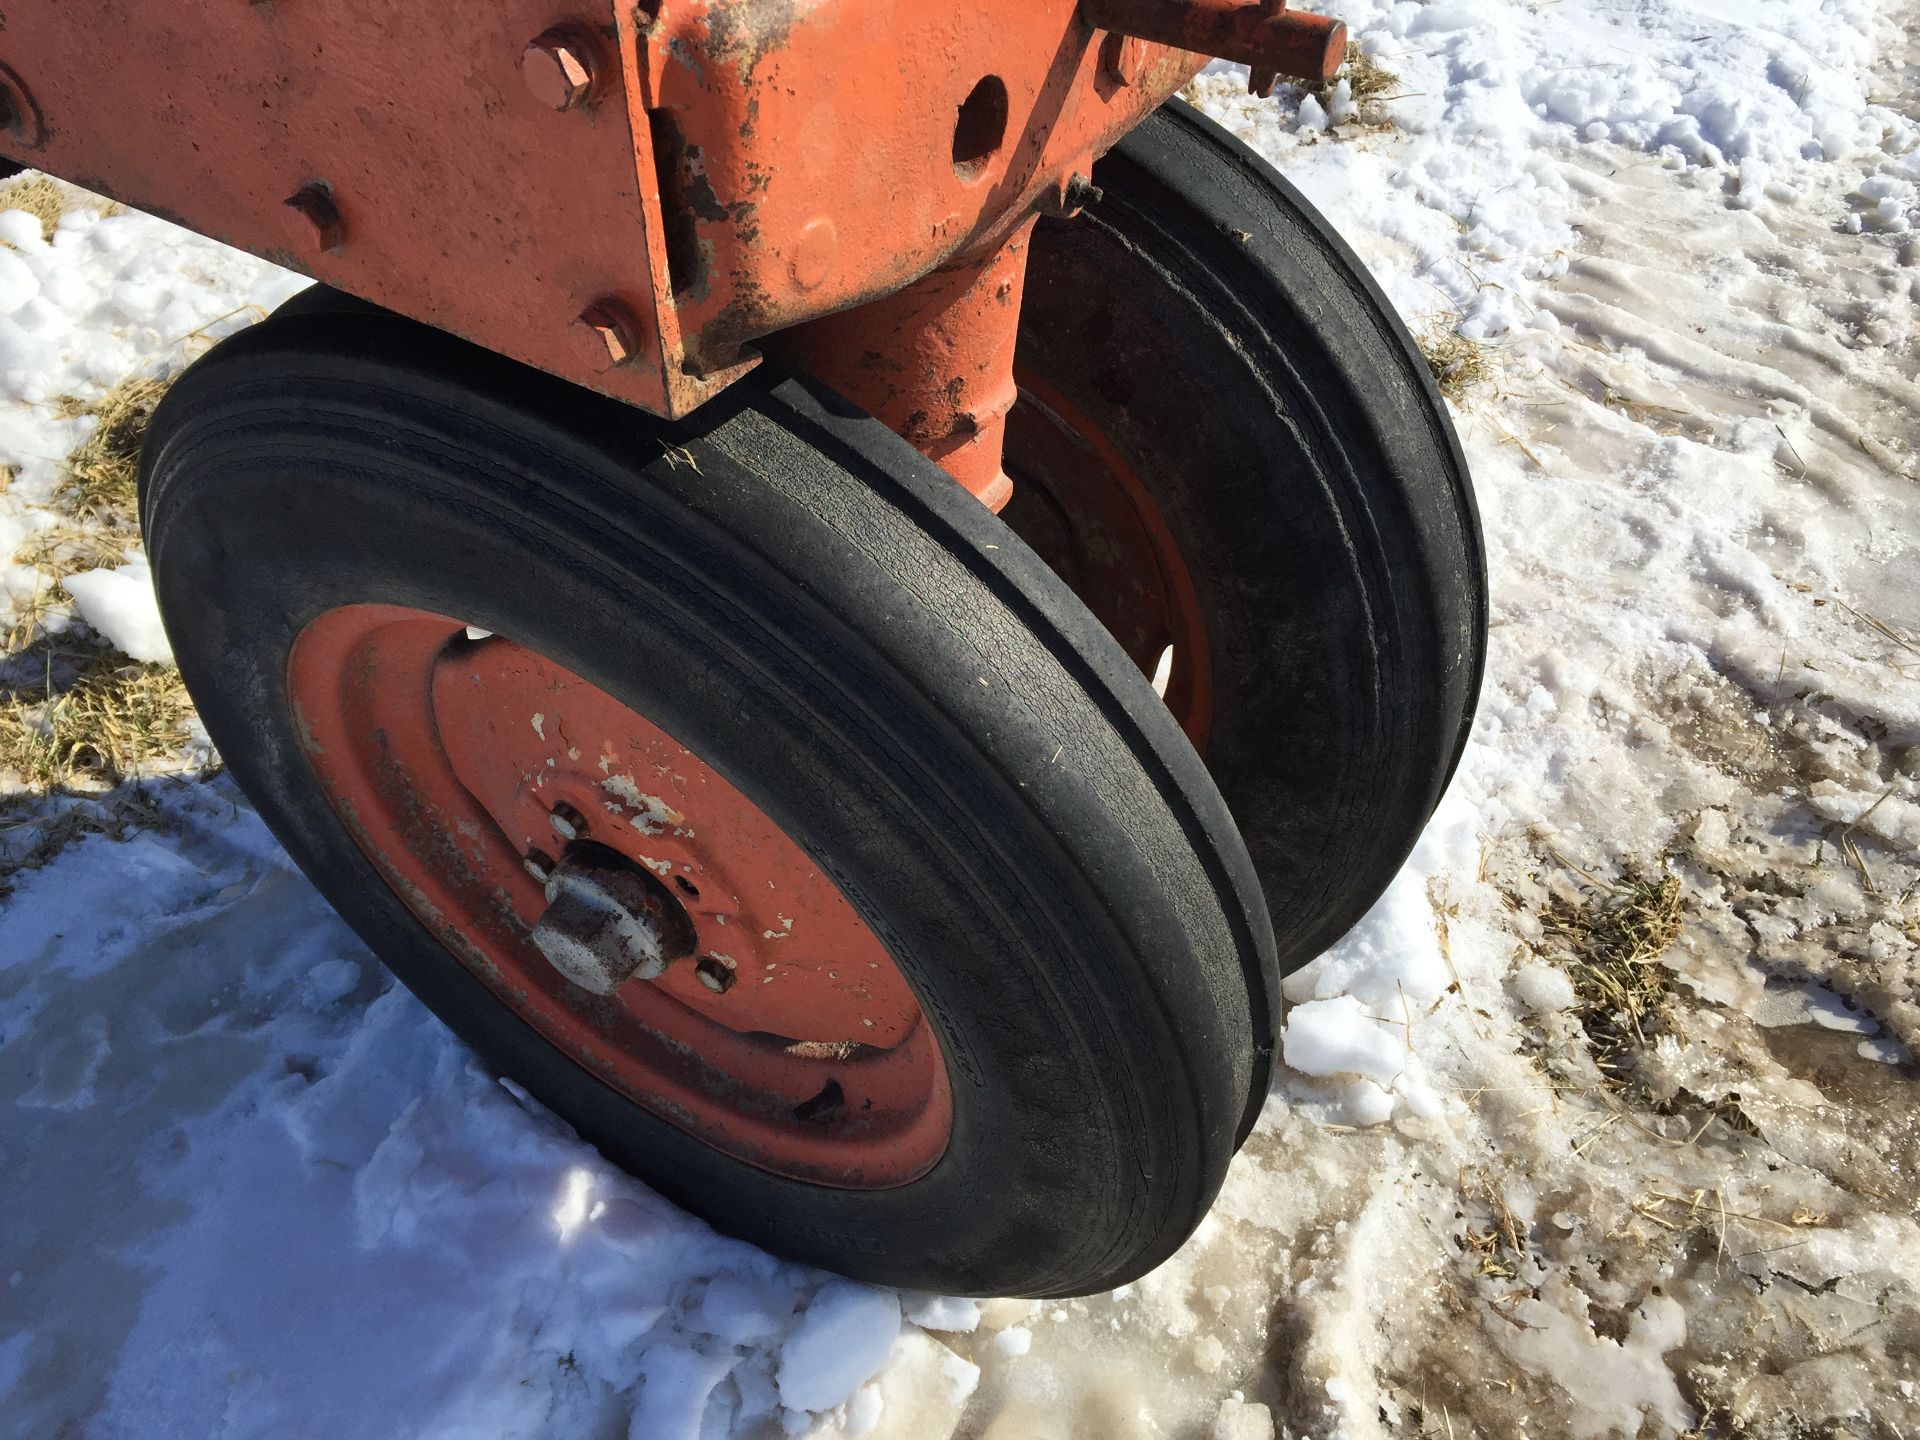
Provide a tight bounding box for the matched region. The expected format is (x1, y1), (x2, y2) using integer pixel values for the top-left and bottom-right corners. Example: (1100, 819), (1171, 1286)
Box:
(992, 1325), (1032, 1357)
(1750, 981), (1881, 1035)
(1489, 1289), (1691, 1440)
(1513, 963), (1578, 1015)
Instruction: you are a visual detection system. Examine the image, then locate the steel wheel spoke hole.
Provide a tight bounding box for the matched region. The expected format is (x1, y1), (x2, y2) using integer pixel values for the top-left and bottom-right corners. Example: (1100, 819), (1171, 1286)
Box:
(794, 1079), (847, 1125)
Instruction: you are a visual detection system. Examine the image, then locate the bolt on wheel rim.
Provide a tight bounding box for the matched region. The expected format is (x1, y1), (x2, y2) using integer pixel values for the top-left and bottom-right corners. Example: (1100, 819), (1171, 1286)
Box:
(288, 604), (953, 1188)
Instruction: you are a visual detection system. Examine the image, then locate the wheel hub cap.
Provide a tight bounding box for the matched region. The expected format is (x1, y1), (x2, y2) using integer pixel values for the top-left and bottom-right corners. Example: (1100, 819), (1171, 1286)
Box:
(531, 841), (697, 994)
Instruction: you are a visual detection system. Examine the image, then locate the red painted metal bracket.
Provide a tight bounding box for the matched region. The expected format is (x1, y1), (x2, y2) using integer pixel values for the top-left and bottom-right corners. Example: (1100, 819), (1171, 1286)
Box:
(2, 0), (1344, 459)
(2, 2), (1188, 415)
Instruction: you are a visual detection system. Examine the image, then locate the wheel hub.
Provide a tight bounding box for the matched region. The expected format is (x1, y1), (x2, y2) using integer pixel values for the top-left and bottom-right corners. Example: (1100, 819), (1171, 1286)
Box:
(530, 841), (698, 995)
(286, 603), (953, 1188)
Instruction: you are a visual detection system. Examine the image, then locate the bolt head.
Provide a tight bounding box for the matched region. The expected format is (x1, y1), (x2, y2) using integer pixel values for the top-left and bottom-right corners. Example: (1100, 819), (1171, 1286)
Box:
(282, 185), (344, 254)
(1099, 32), (1147, 87)
(548, 801), (587, 842)
(695, 956), (735, 994)
(522, 31), (597, 111)
(1067, 174), (1104, 210)
(1040, 173), (1104, 221)
(523, 849), (556, 884)
(571, 302), (638, 373)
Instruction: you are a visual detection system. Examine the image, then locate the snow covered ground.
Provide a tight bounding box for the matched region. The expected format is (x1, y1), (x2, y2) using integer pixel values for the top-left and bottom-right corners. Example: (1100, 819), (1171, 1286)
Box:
(4, 1), (1919, 1435)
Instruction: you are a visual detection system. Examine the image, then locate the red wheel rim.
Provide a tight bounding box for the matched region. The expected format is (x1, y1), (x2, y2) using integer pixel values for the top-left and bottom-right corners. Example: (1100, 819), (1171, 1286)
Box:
(287, 605), (952, 1188)
(1003, 370), (1214, 752)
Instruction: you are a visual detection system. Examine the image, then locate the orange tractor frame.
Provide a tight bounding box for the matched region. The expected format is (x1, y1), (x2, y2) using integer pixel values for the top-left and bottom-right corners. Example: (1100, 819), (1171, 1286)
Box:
(2, 0), (1341, 503)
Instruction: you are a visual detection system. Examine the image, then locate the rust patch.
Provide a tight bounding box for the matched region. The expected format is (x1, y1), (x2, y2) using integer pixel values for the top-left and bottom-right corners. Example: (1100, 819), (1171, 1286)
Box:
(698, 0), (802, 84)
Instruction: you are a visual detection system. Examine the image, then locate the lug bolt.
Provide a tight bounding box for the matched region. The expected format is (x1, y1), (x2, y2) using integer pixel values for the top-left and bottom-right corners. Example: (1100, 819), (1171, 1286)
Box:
(521, 29), (598, 111)
(1040, 173), (1104, 220)
(548, 801), (588, 842)
(523, 849), (556, 884)
(570, 301), (640, 372)
(1066, 174), (1104, 211)
(282, 185), (345, 253)
(695, 955), (735, 994)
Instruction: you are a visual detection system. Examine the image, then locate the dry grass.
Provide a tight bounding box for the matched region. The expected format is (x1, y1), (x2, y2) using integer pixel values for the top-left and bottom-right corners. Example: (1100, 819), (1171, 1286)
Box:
(1459, 1170), (1531, 1282)
(0, 630), (200, 893)
(1539, 858), (1686, 1083)
(58, 373), (171, 522)
(0, 174), (125, 245)
(1, 363), (200, 884)
(1312, 47), (1403, 127)
(0, 643), (195, 793)
(1420, 325), (1497, 402)
(13, 525), (134, 579)
(2, 375), (167, 653)
(0, 174), (69, 244)
(0, 788), (175, 900)
(1, 577), (72, 657)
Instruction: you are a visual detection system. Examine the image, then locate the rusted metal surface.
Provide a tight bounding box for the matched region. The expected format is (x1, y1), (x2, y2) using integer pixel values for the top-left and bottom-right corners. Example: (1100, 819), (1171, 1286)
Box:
(570, 300), (641, 373)
(775, 219), (1038, 512)
(0, 62), (44, 152)
(1081, 0), (1348, 86)
(289, 604), (953, 1187)
(0, 1), (724, 418)
(1, 1), (1360, 499)
(639, 2), (1201, 379)
(1100, 32), (1151, 87)
(0, 0), (1205, 427)
(530, 841), (699, 994)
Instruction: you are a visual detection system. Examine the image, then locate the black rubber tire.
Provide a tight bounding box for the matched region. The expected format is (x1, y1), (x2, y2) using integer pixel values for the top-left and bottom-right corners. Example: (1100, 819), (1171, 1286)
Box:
(138, 306), (1277, 1298)
(1008, 100), (1487, 975)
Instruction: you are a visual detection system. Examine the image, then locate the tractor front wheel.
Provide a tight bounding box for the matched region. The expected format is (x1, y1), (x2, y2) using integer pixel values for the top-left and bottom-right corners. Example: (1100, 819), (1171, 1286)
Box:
(138, 305), (1277, 1298)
